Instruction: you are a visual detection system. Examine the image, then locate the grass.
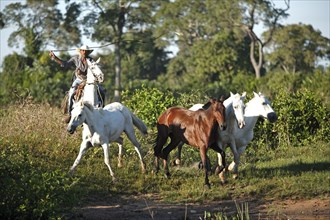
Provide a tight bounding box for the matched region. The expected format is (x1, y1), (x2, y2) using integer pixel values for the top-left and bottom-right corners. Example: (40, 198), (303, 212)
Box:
(0, 103), (329, 218)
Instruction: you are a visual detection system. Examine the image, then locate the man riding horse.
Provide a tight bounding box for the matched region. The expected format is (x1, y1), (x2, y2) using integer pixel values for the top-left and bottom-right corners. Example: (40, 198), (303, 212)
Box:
(49, 45), (104, 123)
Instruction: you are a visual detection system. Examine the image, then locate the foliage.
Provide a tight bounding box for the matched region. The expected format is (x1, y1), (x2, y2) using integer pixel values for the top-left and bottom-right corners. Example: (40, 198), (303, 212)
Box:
(253, 89), (330, 149)
(302, 67), (330, 108)
(264, 24), (330, 73)
(0, 52), (72, 106)
(0, 0), (81, 57)
(121, 86), (178, 128)
(0, 142), (75, 219)
(0, 96), (329, 219)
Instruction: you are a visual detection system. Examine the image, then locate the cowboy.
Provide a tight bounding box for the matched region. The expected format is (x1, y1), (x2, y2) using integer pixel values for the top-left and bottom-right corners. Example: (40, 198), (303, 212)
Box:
(49, 45), (103, 123)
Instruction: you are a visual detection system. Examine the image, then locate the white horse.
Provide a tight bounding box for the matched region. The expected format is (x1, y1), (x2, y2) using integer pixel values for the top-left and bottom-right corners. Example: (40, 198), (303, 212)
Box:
(67, 101), (148, 180)
(81, 58), (104, 107)
(174, 92), (246, 170)
(218, 92), (277, 182)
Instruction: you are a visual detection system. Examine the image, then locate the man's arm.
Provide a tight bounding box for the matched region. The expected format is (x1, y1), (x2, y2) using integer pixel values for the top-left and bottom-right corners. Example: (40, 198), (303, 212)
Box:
(49, 51), (77, 69)
(49, 51), (63, 66)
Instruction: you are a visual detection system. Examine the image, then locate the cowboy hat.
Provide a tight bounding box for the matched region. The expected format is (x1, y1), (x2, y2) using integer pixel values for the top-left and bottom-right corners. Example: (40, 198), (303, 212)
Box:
(76, 45), (94, 53)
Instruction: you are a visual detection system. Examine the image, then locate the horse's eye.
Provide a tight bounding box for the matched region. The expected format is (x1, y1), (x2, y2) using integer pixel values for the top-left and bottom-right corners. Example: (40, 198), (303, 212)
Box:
(78, 114), (82, 118)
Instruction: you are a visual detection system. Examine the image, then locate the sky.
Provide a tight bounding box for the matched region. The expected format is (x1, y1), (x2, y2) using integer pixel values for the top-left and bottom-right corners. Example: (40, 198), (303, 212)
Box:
(0, 0), (330, 68)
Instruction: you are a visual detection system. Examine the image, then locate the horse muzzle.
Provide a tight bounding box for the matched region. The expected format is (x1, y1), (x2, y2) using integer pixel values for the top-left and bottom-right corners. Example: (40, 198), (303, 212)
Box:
(67, 125), (77, 134)
(267, 112), (278, 123)
(237, 120), (246, 129)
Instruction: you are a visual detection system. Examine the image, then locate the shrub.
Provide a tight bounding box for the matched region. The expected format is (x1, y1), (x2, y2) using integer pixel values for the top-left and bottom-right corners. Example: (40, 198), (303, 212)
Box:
(0, 143), (75, 219)
(122, 85), (178, 128)
(253, 89), (330, 150)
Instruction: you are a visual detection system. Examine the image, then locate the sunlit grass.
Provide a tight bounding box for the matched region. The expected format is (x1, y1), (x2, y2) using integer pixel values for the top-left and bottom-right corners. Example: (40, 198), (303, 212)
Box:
(1, 103), (329, 218)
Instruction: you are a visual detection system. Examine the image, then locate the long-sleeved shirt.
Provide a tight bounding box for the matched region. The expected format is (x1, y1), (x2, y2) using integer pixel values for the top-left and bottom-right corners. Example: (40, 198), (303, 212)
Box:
(61, 55), (93, 80)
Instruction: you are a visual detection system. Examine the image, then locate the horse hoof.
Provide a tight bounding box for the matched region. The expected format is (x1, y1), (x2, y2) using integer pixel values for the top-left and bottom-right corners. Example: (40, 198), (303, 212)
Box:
(204, 183), (211, 189)
(198, 161), (204, 169)
(232, 174), (238, 179)
(214, 166), (220, 175)
(164, 173), (171, 179)
(175, 159), (181, 166)
(219, 171), (227, 184)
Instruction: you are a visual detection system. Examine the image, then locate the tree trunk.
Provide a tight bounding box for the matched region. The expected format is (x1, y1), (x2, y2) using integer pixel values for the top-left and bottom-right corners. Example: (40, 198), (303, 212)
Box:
(114, 41), (121, 102)
(247, 28), (263, 79)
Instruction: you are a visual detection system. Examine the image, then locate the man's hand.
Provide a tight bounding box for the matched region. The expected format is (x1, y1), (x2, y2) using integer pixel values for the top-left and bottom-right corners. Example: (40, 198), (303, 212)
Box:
(49, 51), (55, 59)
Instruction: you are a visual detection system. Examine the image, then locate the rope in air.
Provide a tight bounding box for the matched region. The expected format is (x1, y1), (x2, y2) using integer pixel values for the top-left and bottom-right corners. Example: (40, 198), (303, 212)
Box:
(49, 33), (166, 52)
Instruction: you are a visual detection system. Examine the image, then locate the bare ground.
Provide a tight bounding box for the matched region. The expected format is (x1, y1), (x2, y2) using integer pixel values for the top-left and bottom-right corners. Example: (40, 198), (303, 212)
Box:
(68, 194), (330, 220)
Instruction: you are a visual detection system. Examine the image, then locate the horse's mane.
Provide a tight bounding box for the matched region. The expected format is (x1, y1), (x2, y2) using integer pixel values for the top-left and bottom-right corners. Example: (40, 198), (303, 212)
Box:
(83, 102), (95, 112)
(202, 97), (224, 110)
(202, 102), (211, 110)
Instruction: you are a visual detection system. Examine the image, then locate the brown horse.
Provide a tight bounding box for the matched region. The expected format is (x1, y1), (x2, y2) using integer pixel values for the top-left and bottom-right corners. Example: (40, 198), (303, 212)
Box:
(154, 97), (226, 188)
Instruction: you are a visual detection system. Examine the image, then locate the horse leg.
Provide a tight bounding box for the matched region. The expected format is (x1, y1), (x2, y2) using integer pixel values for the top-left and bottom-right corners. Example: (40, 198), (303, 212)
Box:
(69, 140), (91, 175)
(102, 143), (116, 181)
(173, 141), (184, 166)
(116, 137), (124, 168)
(199, 146), (210, 189)
(125, 130), (146, 173)
(228, 142), (240, 179)
(161, 137), (181, 178)
(154, 125), (168, 173)
(228, 145), (247, 179)
(216, 152), (227, 184)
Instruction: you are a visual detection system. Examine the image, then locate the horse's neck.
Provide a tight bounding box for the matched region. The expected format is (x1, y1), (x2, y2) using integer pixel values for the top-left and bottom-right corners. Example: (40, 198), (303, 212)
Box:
(83, 105), (101, 134)
(223, 97), (233, 108)
(225, 103), (237, 132)
(86, 68), (95, 84)
(243, 102), (260, 131)
(225, 102), (233, 120)
(83, 84), (97, 106)
(83, 69), (99, 106)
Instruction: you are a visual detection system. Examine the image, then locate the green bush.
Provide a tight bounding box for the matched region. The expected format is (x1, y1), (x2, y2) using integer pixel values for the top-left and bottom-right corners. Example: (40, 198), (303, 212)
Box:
(122, 85), (178, 128)
(253, 89), (330, 150)
(0, 143), (75, 219)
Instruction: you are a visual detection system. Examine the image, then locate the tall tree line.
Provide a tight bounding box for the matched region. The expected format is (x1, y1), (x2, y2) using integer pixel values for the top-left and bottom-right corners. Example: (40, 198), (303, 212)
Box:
(0, 0), (329, 104)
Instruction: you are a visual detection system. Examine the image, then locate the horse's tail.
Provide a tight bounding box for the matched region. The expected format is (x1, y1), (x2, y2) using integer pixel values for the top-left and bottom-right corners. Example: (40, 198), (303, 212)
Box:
(61, 93), (69, 114)
(130, 112), (148, 135)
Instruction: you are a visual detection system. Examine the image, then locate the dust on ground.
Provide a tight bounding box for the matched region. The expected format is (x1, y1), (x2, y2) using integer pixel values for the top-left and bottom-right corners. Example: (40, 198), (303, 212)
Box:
(68, 194), (330, 220)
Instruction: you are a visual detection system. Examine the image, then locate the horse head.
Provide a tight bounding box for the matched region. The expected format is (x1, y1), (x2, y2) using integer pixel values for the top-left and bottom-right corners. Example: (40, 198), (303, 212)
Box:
(250, 92), (277, 123)
(67, 101), (87, 134)
(230, 92), (246, 128)
(86, 58), (104, 83)
(210, 96), (226, 131)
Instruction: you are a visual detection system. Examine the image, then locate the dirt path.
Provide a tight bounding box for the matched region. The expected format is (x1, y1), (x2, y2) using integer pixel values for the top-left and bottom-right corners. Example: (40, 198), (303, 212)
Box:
(69, 194), (330, 219)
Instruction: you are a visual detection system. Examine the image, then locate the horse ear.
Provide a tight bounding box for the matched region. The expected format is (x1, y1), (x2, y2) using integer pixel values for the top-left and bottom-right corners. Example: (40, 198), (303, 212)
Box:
(219, 95), (225, 102)
(241, 91), (246, 99)
(96, 57), (101, 63)
(253, 91), (258, 97)
(230, 92), (234, 96)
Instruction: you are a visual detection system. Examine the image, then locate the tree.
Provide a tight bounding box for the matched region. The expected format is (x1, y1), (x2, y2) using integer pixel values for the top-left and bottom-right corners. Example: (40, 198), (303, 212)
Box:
(227, 0), (290, 78)
(264, 23), (330, 74)
(154, 0), (252, 92)
(1, 0), (81, 60)
(82, 0), (166, 101)
(0, 0), (81, 104)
